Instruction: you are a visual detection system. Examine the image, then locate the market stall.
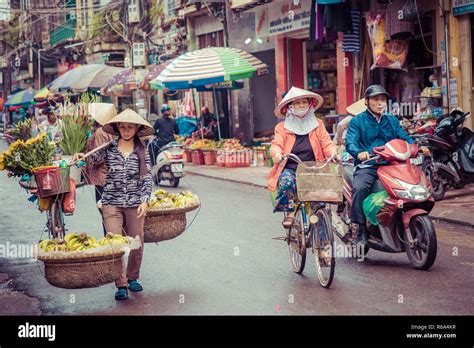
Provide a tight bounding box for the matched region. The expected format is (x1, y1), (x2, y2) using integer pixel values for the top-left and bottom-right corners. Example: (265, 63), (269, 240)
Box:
(150, 47), (269, 140)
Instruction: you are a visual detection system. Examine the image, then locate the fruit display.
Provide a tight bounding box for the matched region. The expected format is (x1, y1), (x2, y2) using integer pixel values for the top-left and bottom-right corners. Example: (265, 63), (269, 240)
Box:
(175, 135), (186, 144)
(38, 232), (129, 253)
(189, 139), (220, 150)
(39, 238), (70, 252)
(149, 189), (199, 210)
(220, 138), (244, 151)
(98, 232), (130, 246)
(253, 146), (267, 151)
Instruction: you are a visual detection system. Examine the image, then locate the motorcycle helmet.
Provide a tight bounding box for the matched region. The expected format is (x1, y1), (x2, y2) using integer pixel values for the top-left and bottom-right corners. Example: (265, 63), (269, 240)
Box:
(365, 85), (389, 99)
(435, 117), (453, 139)
(161, 104), (171, 113)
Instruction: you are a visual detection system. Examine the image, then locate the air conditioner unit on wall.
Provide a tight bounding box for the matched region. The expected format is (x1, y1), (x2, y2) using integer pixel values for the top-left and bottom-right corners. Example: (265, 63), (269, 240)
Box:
(132, 42), (146, 67)
(128, 0), (140, 23)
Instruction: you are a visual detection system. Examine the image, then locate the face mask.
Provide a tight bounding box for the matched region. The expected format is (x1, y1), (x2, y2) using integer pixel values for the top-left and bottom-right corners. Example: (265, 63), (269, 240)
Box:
(290, 106), (309, 118)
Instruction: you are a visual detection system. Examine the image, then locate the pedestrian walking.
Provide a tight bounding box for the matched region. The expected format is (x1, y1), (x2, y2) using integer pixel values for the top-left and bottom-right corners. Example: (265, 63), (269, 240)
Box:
(73, 108), (154, 301)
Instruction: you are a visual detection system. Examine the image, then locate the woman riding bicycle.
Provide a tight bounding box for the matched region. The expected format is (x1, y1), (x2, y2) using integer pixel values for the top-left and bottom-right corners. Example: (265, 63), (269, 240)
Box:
(268, 86), (338, 228)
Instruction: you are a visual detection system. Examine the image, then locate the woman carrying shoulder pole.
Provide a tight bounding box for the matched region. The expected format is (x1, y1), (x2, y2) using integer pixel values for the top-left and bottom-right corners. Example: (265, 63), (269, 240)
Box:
(73, 108), (154, 301)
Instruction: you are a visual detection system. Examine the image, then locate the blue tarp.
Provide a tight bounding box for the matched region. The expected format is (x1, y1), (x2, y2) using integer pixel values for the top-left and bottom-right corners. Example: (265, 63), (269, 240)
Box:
(176, 116), (199, 137)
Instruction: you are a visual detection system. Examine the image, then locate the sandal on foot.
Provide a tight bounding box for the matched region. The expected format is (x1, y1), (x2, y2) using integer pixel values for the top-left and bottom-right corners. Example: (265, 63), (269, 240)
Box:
(282, 216), (295, 229)
(115, 287), (128, 300)
(128, 279), (143, 292)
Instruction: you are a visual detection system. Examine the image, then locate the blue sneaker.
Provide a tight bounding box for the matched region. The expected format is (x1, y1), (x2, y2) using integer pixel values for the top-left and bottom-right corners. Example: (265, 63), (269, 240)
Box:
(128, 279), (143, 292)
(115, 287), (128, 301)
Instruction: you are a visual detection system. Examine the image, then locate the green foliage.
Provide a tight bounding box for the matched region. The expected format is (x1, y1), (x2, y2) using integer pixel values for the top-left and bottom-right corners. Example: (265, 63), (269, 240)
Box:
(78, 93), (101, 104)
(150, 0), (165, 23)
(88, 9), (121, 41)
(5, 118), (32, 142)
(59, 114), (92, 155)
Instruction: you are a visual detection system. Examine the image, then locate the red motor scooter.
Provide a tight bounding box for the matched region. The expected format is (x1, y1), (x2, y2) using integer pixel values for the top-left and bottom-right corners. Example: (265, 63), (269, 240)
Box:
(335, 139), (437, 270)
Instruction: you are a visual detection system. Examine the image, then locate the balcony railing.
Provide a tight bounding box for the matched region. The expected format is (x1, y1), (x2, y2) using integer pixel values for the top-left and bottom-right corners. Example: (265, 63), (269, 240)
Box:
(50, 18), (77, 47)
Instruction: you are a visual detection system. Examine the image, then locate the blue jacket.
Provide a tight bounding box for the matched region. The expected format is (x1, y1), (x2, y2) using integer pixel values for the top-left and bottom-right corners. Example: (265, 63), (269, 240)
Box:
(345, 110), (415, 165)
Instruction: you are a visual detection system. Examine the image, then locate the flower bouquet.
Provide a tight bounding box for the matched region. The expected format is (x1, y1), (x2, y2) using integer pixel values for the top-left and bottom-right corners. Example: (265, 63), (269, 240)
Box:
(0, 133), (55, 177)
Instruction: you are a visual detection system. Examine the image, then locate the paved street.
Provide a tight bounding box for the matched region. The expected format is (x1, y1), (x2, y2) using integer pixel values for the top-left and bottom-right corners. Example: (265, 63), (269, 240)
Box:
(0, 147), (473, 315)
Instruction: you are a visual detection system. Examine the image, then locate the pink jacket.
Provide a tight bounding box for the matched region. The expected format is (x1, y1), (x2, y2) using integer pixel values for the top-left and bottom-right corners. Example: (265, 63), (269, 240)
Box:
(267, 121), (337, 191)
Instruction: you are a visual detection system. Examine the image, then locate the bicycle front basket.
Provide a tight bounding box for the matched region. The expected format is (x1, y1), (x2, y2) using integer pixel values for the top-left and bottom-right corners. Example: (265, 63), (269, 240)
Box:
(295, 161), (343, 203)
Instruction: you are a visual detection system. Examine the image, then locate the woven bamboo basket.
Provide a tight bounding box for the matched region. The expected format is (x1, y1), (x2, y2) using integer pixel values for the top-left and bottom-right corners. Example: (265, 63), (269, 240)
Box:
(144, 202), (199, 243)
(38, 251), (125, 289)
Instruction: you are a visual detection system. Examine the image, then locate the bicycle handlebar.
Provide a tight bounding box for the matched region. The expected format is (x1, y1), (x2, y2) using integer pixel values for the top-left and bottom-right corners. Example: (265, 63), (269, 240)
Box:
(361, 155), (381, 164)
(282, 153), (338, 170)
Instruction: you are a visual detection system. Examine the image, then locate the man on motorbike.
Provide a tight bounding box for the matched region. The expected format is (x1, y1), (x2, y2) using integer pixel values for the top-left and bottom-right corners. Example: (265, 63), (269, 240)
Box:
(345, 85), (428, 246)
(151, 104), (179, 165)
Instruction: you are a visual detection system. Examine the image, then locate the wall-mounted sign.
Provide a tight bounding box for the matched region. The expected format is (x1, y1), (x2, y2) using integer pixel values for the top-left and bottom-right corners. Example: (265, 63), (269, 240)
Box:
(266, 0), (311, 36)
(453, 0), (474, 15)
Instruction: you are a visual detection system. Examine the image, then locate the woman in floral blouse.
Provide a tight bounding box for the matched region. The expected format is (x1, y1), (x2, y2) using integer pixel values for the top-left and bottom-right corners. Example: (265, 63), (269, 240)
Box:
(74, 108), (154, 301)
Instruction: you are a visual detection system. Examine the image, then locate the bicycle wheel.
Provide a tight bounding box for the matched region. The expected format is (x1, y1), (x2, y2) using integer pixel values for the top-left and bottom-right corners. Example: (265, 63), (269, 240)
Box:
(49, 195), (65, 239)
(312, 208), (335, 288)
(287, 208), (306, 274)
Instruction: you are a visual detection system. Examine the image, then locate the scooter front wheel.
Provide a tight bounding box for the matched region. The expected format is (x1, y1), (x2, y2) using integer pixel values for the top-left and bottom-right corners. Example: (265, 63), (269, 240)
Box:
(405, 215), (437, 270)
(169, 177), (180, 187)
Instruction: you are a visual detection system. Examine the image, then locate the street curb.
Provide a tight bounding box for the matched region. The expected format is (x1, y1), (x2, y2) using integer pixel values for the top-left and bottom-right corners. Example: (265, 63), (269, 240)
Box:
(186, 170), (267, 189)
(187, 170), (474, 229)
(430, 216), (474, 229)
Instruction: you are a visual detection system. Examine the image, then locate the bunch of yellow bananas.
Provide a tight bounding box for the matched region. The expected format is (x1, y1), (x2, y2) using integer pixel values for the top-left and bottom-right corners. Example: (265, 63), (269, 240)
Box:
(98, 232), (129, 246)
(38, 238), (69, 252)
(149, 189), (199, 209)
(64, 232), (100, 251)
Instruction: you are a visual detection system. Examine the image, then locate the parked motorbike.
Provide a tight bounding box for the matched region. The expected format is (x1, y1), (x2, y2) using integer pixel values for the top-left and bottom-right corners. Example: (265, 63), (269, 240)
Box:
(402, 117), (436, 136)
(148, 139), (185, 187)
(335, 138), (437, 270)
(418, 109), (473, 201)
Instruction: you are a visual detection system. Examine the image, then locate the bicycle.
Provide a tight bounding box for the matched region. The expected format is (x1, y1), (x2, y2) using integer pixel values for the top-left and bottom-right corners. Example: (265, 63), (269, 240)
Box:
(278, 153), (342, 288)
(19, 162), (86, 240)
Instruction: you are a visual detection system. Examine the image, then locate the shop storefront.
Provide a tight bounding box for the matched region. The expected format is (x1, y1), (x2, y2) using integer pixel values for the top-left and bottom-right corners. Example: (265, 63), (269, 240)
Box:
(346, 0), (447, 126)
(452, 0), (474, 129)
(374, 1), (441, 119)
(268, 0), (366, 135)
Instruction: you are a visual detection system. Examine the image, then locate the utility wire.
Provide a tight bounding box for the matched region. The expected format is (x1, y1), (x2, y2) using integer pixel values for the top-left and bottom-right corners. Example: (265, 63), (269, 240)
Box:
(0, 1), (120, 14)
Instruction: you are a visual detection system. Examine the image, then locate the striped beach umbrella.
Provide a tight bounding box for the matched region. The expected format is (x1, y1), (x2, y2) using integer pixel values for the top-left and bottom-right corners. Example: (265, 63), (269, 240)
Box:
(5, 89), (36, 107)
(150, 47), (268, 90)
(34, 87), (50, 100)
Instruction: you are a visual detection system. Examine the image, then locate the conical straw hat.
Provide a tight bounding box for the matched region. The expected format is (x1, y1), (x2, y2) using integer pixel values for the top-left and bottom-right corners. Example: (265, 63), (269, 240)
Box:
(274, 86), (324, 118)
(89, 103), (117, 126)
(346, 98), (366, 116)
(103, 108), (155, 137)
